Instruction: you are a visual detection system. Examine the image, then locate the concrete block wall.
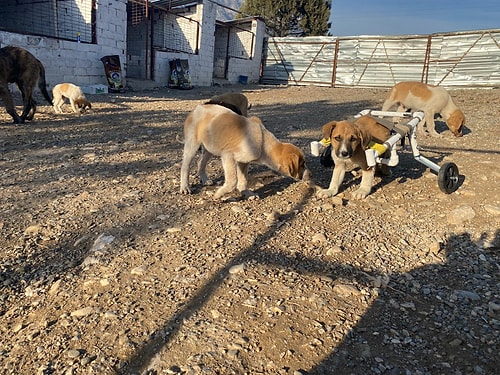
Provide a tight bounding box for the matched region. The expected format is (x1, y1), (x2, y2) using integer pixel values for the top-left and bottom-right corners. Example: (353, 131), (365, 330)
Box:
(153, 3), (266, 87)
(0, 0), (127, 90)
(0, 0), (266, 90)
(154, 1), (216, 87)
(225, 18), (266, 84)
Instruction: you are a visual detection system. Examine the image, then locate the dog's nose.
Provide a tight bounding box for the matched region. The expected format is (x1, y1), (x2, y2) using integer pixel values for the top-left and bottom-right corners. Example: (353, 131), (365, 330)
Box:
(340, 150), (350, 158)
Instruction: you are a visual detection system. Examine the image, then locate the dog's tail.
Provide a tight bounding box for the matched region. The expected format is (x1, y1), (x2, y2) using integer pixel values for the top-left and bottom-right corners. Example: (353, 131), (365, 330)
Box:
(37, 61), (53, 106)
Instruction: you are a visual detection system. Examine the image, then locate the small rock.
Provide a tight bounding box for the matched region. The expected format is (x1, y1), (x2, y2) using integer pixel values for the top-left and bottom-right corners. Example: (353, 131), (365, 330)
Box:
(455, 290), (480, 301)
(70, 307), (94, 317)
(73, 235), (90, 247)
(66, 349), (81, 358)
(48, 279), (62, 295)
(12, 323), (25, 333)
(231, 206), (245, 214)
(400, 302), (416, 310)
(484, 204), (500, 215)
(229, 264), (245, 274)
(80, 356), (94, 366)
(326, 245), (342, 256)
(320, 203), (334, 211)
(131, 265), (148, 275)
(166, 227), (182, 233)
(104, 311), (118, 319)
(449, 338), (462, 347)
(429, 241), (441, 254)
(24, 224), (42, 235)
(81, 256), (99, 267)
(447, 206), (475, 225)
(90, 234), (115, 251)
(265, 211), (280, 221)
(333, 284), (360, 297)
(331, 196), (343, 206)
(312, 233), (327, 243)
(25, 286), (36, 297)
(488, 302), (500, 312)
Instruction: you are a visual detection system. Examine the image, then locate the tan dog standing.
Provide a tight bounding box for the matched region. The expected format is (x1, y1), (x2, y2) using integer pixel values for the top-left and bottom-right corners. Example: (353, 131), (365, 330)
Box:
(316, 116), (390, 200)
(52, 83), (92, 114)
(382, 81), (464, 137)
(180, 104), (309, 199)
(205, 92), (251, 116)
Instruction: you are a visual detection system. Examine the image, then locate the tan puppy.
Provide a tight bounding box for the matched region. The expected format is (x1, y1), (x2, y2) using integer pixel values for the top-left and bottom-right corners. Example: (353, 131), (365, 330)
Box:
(382, 81), (464, 137)
(316, 116), (390, 200)
(205, 92), (251, 116)
(180, 104), (309, 199)
(52, 83), (92, 114)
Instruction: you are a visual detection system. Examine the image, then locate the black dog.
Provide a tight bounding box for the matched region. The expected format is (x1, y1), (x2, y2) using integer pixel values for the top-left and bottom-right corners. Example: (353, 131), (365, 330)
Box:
(0, 46), (52, 123)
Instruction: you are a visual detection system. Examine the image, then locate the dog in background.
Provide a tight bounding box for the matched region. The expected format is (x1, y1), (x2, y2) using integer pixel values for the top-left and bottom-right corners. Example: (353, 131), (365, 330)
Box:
(180, 104), (309, 199)
(0, 46), (52, 123)
(316, 116), (390, 200)
(205, 92), (251, 116)
(52, 83), (92, 114)
(382, 81), (465, 137)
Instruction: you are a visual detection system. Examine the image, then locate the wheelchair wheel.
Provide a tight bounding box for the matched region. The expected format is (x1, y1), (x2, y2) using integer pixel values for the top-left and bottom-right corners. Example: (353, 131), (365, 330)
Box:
(438, 162), (459, 193)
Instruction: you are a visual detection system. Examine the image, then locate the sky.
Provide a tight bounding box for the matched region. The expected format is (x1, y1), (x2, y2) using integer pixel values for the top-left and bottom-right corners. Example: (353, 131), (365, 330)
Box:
(329, 0), (500, 36)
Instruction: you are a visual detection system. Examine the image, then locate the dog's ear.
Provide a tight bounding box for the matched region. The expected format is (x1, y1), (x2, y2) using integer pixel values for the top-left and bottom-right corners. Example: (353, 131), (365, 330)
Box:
(280, 154), (297, 177)
(279, 145), (305, 179)
(282, 153), (303, 179)
(321, 121), (336, 139)
(357, 124), (372, 149)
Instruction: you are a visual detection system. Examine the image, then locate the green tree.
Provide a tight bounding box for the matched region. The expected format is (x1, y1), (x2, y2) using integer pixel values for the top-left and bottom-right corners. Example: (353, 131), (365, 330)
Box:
(239, 0), (331, 37)
(299, 0), (331, 36)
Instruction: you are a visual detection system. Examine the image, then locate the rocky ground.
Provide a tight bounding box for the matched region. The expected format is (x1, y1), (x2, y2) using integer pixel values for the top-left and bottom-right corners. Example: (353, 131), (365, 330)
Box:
(0, 84), (499, 375)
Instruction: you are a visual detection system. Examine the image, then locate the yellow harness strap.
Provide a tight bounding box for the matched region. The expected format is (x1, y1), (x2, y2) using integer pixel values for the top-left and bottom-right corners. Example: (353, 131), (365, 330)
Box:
(368, 141), (387, 154)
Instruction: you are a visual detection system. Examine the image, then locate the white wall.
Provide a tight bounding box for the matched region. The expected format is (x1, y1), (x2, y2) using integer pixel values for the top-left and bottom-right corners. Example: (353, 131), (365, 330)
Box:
(225, 19), (265, 84)
(0, 0), (266, 89)
(153, 1), (217, 87)
(0, 0), (127, 89)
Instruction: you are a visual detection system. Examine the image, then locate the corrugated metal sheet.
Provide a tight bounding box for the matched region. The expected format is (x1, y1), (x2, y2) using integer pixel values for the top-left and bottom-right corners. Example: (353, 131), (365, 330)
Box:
(261, 29), (500, 88)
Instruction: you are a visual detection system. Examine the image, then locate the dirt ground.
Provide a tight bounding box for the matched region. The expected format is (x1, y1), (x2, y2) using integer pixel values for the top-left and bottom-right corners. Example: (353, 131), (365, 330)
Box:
(0, 84), (499, 375)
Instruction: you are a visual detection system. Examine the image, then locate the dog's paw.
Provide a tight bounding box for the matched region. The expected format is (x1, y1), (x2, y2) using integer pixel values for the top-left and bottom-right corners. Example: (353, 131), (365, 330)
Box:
(316, 188), (338, 199)
(429, 131), (443, 138)
(241, 189), (259, 200)
(179, 186), (191, 194)
(213, 188), (228, 199)
(351, 188), (371, 199)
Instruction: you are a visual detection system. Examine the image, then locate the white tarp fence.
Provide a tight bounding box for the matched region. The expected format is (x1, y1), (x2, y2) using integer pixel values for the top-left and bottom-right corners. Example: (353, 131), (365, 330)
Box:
(261, 29), (500, 88)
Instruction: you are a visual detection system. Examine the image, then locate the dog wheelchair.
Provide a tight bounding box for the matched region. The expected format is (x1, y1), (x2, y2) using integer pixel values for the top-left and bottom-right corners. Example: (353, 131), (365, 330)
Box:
(313, 110), (460, 194)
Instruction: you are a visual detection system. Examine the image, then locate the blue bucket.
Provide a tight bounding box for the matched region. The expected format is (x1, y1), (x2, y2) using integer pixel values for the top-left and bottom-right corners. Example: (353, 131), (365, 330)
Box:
(239, 75), (248, 84)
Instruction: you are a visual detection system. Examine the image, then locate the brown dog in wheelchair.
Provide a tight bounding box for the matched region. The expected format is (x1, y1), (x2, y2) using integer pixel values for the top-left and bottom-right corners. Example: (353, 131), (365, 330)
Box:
(0, 46), (53, 123)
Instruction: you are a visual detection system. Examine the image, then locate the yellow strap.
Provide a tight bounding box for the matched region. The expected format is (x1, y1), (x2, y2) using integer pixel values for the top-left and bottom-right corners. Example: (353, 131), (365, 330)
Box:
(368, 141), (387, 154)
(320, 138), (331, 146)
